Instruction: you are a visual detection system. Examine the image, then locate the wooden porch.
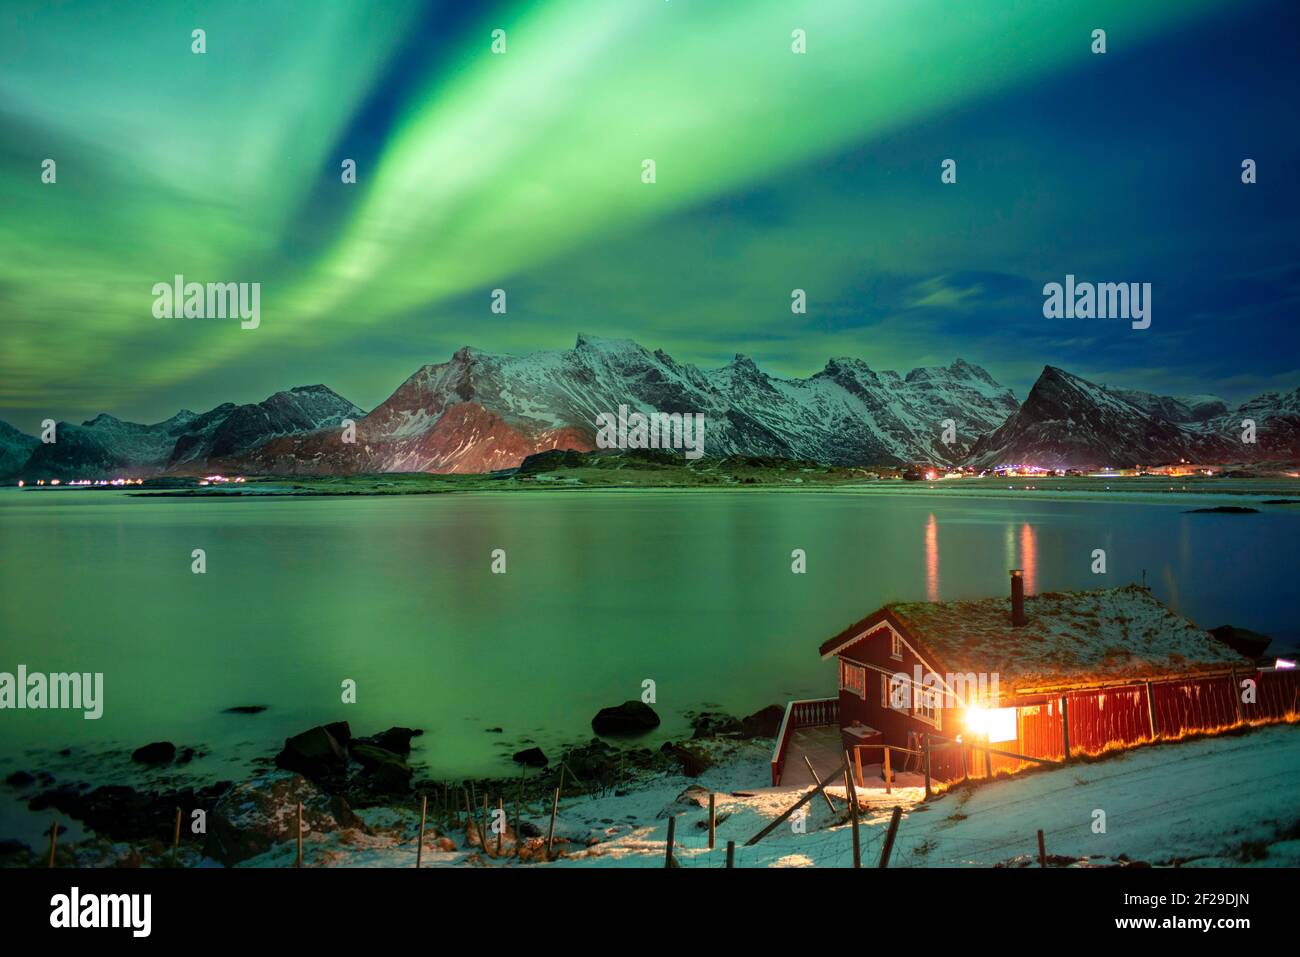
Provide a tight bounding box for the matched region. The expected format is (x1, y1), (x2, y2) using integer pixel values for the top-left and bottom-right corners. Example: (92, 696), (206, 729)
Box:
(778, 725), (845, 785)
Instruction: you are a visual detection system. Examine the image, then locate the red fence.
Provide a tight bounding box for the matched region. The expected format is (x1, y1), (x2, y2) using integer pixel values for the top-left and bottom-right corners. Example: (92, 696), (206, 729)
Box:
(770, 698), (839, 785)
(930, 668), (1300, 784)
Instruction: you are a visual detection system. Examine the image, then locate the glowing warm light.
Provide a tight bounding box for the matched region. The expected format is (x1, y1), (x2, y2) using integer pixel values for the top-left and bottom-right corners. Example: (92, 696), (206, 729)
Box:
(1276, 658), (1296, 670)
(925, 513), (940, 602)
(16, 480), (23, 487)
(965, 705), (1017, 743)
(1020, 522), (1037, 595)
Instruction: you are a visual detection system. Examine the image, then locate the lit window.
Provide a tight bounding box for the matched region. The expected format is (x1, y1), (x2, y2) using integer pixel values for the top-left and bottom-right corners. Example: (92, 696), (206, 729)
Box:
(913, 681), (941, 727)
(839, 659), (866, 699)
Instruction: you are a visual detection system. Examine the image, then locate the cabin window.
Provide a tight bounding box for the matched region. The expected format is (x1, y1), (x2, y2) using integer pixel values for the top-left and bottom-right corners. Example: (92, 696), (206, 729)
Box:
(890, 633), (903, 660)
(883, 674), (908, 711)
(913, 681), (940, 727)
(839, 659), (866, 699)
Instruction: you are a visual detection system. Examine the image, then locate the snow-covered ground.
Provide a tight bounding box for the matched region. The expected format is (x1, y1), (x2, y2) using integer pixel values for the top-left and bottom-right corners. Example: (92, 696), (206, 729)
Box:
(254, 722), (1300, 868)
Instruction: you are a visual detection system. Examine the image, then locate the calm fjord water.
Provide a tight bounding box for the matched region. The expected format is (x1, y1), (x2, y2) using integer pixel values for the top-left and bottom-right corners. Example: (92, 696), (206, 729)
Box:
(0, 488), (1295, 789)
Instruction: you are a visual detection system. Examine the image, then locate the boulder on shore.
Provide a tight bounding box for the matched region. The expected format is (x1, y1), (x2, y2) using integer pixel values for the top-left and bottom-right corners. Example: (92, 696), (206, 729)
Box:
(207, 771), (361, 865)
(131, 741), (176, 765)
(661, 742), (712, 777)
(512, 747), (548, 768)
(591, 701), (660, 735)
(741, 704), (786, 739)
(349, 744), (414, 793)
(275, 726), (348, 782)
(351, 726), (421, 755)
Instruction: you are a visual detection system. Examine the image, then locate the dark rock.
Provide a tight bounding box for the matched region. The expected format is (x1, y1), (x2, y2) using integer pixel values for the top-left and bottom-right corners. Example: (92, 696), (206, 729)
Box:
(222, 705), (267, 715)
(562, 739), (619, 780)
(349, 744), (413, 793)
(352, 726), (421, 755)
(690, 712), (743, 738)
(665, 743), (712, 777)
(669, 785), (712, 812)
(4, 770), (35, 788)
(275, 726), (348, 782)
(592, 701), (660, 735)
(207, 771), (361, 865)
(175, 747), (198, 765)
(29, 781), (229, 843)
(519, 821), (542, 838)
(324, 721), (352, 746)
(1209, 625), (1272, 659)
(131, 741), (176, 765)
(1184, 506), (1258, 514)
(485, 727), (503, 733)
(512, 747), (548, 768)
(741, 704), (786, 739)
(28, 784), (79, 812)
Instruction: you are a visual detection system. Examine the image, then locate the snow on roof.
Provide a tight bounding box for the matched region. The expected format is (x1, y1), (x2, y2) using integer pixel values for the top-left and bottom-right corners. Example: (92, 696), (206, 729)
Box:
(881, 585), (1252, 693)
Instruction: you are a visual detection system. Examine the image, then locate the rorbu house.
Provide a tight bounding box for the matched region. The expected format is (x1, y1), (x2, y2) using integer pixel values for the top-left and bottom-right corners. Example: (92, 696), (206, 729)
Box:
(770, 571), (1298, 787)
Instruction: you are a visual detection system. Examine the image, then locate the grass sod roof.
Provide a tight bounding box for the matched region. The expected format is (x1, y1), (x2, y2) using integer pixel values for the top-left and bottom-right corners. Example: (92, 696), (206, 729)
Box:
(876, 585), (1252, 694)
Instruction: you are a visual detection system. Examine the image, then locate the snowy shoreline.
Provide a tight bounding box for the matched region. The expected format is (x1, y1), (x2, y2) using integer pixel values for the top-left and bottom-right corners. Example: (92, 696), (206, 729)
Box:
(10, 721), (1299, 869)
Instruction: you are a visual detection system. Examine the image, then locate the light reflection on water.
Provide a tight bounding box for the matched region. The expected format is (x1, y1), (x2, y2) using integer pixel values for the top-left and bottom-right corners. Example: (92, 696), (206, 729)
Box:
(0, 488), (1295, 797)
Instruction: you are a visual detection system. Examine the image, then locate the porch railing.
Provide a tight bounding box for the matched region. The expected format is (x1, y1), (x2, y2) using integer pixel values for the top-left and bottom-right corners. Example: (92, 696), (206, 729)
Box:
(770, 697), (839, 786)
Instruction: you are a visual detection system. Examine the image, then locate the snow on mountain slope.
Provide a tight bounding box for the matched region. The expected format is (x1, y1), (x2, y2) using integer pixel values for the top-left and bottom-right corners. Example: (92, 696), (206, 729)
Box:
(230, 335), (1020, 474)
(16, 386), (362, 479)
(970, 367), (1300, 468)
(169, 385), (362, 470)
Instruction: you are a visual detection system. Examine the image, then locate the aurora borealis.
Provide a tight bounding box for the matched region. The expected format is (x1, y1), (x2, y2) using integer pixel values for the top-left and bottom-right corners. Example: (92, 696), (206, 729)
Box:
(1, 0), (1297, 432)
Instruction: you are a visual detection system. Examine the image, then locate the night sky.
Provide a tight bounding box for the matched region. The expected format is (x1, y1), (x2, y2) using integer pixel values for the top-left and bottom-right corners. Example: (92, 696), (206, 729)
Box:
(1, 0), (1297, 433)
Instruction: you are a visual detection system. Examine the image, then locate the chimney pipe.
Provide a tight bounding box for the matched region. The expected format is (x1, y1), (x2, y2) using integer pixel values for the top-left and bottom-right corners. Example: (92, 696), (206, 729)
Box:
(1010, 569), (1026, 626)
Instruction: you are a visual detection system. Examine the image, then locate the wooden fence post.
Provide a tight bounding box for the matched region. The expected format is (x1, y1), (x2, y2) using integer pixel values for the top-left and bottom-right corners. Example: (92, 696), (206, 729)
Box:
(1061, 696), (1071, 762)
(463, 789), (474, 846)
(883, 747), (892, 795)
(496, 797), (505, 856)
(416, 795), (428, 868)
(878, 805), (902, 868)
(516, 766), (525, 832)
(805, 755), (835, 812)
(664, 815), (676, 868)
(922, 734), (932, 800)
(172, 807), (181, 867)
(481, 794), (492, 858)
(1037, 829), (1046, 867)
(707, 793), (716, 850)
(546, 787), (560, 859)
(854, 746), (864, 788)
(745, 760), (847, 846)
(295, 801), (303, 868)
(1229, 670), (1244, 724)
(844, 750), (861, 869)
(983, 733), (993, 778)
(725, 840), (736, 868)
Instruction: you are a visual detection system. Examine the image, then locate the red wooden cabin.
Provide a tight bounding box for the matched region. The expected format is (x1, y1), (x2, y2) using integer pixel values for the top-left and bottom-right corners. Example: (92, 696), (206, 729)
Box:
(770, 571), (1295, 786)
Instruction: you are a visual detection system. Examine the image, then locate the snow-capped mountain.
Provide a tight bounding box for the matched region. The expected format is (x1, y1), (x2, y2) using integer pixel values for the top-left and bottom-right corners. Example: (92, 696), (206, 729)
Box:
(13, 385), (361, 479)
(968, 366), (1300, 468)
(229, 335), (1020, 474)
(7, 339), (1295, 479)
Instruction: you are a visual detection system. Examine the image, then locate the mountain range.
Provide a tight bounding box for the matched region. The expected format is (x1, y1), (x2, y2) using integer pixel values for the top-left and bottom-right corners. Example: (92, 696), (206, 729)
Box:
(2, 336), (1297, 478)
